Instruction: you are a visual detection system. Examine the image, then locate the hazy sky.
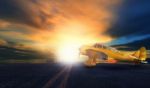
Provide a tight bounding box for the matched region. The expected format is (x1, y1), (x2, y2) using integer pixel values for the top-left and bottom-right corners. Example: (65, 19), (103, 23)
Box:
(0, 0), (150, 51)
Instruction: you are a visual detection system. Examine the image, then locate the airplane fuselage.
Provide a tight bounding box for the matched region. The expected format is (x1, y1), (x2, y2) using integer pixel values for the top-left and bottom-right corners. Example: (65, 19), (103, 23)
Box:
(80, 44), (147, 66)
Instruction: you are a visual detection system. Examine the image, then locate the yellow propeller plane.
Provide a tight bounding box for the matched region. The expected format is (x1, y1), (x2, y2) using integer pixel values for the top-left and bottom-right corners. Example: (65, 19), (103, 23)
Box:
(79, 43), (147, 67)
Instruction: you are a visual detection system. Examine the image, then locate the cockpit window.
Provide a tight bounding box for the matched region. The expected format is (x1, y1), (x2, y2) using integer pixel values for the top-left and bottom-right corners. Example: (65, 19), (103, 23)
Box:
(93, 43), (103, 48)
(93, 43), (118, 52)
(93, 43), (109, 49)
(103, 46), (107, 49)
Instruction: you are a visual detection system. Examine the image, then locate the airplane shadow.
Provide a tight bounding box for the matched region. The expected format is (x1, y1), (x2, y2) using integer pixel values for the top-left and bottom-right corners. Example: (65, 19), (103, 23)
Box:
(90, 63), (150, 70)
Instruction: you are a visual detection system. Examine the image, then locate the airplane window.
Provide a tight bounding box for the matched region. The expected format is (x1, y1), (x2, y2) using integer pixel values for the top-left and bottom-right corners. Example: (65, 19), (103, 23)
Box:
(93, 43), (102, 48)
(93, 43), (109, 49)
(103, 46), (107, 49)
(98, 44), (101, 48)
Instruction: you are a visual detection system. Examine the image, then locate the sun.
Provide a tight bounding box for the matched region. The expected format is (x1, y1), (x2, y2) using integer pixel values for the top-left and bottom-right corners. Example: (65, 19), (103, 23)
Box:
(48, 20), (112, 64)
(56, 41), (81, 64)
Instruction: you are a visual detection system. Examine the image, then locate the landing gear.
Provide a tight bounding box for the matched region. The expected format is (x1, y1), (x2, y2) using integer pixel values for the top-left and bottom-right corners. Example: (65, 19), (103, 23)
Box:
(84, 57), (97, 67)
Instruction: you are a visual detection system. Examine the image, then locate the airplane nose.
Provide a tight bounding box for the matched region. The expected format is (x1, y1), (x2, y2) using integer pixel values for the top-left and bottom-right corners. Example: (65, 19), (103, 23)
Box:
(80, 51), (87, 55)
(80, 51), (84, 55)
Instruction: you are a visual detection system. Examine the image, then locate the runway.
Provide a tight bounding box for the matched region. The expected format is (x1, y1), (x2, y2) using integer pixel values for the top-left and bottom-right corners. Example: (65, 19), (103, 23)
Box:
(0, 63), (150, 88)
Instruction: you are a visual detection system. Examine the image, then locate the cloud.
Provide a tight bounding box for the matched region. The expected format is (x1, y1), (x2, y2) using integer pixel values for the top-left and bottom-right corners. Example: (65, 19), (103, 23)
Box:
(0, 0), (43, 28)
(0, 0), (122, 53)
(0, 20), (11, 28)
(108, 34), (150, 46)
(106, 0), (150, 37)
(0, 0), (121, 29)
(112, 37), (150, 50)
(0, 38), (7, 46)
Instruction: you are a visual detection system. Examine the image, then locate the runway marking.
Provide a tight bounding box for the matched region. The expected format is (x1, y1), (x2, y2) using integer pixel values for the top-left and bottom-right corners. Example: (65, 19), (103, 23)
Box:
(42, 66), (72, 88)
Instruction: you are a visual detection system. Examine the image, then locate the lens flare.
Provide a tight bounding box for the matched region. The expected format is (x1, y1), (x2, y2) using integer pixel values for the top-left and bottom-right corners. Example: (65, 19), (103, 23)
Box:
(57, 43), (81, 64)
(54, 20), (112, 64)
(30, 20), (112, 64)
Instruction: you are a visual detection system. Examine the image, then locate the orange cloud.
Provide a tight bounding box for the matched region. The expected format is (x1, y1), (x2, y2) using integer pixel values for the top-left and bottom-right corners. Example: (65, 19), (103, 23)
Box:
(0, 39), (7, 46)
(27, 0), (121, 46)
(0, 0), (122, 60)
(0, 20), (11, 28)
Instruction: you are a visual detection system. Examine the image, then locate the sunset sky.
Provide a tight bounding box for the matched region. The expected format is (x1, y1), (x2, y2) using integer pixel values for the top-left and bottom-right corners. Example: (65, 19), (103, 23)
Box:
(0, 0), (150, 61)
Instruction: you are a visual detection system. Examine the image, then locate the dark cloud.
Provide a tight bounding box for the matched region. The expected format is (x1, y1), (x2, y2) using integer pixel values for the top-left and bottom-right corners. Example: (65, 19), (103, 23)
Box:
(112, 37), (150, 50)
(108, 34), (150, 46)
(0, 45), (54, 61)
(107, 0), (150, 37)
(0, 0), (42, 28)
(0, 25), (33, 34)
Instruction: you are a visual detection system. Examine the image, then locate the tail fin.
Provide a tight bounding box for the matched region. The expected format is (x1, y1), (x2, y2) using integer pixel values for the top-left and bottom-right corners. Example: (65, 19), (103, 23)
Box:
(133, 47), (147, 61)
(139, 47), (147, 61)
